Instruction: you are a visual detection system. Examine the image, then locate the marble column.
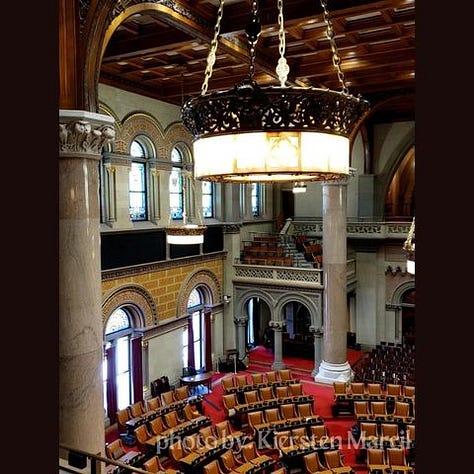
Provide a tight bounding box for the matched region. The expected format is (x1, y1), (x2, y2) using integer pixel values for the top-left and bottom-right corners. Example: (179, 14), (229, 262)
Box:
(315, 177), (352, 384)
(309, 325), (323, 377)
(59, 110), (115, 456)
(269, 320), (286, 370)
(234, 316), (248, 365)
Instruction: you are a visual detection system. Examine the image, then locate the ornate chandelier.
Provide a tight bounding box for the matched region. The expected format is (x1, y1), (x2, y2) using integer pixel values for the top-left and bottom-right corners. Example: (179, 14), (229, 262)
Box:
(181, 0), (370, 183)
(165, 168), (207, 245)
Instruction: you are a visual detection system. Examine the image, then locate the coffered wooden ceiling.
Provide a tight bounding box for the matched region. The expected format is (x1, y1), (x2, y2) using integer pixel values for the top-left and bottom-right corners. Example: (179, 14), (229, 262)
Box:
(100, 0), (415, 122)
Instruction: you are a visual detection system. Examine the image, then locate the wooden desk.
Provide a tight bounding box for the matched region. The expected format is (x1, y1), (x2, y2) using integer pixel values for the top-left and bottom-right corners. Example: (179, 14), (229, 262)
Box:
(180, 372), (213, 394)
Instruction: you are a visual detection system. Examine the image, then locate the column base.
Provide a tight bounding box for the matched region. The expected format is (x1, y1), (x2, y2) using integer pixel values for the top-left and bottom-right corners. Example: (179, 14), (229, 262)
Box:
(271, 360), (286, 370)
(314, 360), (353, 385)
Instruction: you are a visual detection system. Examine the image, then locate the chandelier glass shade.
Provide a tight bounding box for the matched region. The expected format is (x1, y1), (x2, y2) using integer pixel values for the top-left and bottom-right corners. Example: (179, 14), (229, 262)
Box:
(181, 0), (370, 183)
(165, 224), (207, 245)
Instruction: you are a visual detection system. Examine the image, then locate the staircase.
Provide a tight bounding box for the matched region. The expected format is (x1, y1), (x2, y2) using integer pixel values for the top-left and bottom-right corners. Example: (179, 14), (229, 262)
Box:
(280, 237), (313, 268)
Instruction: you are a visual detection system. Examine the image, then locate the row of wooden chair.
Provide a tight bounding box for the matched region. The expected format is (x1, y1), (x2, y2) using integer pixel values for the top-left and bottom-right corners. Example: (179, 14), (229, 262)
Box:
(303, 450), (353, 474)
(359, 422), (415, 449)
(221, 370), (298, 393)
(354, 400), (414, 422)
(365, 447), (414, 473)
(134, 406), (210, 453)
(201, 441), (276, 474)
(274, 426), (339, 457)
(334, 381), (415, 399)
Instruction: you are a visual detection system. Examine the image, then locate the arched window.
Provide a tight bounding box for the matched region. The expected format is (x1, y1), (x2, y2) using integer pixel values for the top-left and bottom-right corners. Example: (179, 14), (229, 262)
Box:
(130, 136), (155, 221)
(202, 181), (214, 218)
(103, 307), (143, 422)
(182, 288), (206, 370)
(170, 146), (184, 219)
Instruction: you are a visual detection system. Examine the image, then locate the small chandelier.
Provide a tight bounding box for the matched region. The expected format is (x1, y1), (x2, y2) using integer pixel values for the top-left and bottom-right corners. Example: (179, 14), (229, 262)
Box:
(165, 168), (207, 245)
(403, 217), (415, 275)
(182, 0), (370, 183)
(292, 182), (307, 194)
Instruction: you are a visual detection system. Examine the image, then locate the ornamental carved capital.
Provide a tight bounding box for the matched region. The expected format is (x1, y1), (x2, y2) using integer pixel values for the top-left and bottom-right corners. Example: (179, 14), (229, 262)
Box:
(268, 320), (286, 331)
(233, 316), (248, 326)
(309, 325), (324, 337)
(59, 110), (115, 155)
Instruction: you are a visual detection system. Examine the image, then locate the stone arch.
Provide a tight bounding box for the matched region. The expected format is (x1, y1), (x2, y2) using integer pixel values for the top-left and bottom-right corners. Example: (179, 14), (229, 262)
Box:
(164, 123), (194, 162)
(235, 289), (276, 321)
(176, 269), (221, 316)
(115, 112), (165, 155)
(275, 293), (322, 327)
(102, 284), (158, 329)
(375, 128), (415, 217)
(390, 280), (415, 306)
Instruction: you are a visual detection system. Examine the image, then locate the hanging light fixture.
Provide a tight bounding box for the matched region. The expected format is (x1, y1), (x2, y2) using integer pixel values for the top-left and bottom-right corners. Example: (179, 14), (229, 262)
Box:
(165, 167), (207, 245)
(292, 182), (307, 193)
(181, 0), (370, 183)
(403, 217), (415, 275)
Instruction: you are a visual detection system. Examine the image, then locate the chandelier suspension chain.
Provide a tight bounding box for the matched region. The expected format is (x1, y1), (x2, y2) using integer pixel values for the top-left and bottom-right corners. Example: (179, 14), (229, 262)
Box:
(320, 0), (348, 94)
(246, 0), (261, 81)
(201, 0), (225, 96)
(276, 0), (290, 86)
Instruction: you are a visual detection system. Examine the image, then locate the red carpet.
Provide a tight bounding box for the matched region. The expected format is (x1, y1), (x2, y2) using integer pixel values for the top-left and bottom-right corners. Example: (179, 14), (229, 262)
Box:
(106, 347), (369, 472)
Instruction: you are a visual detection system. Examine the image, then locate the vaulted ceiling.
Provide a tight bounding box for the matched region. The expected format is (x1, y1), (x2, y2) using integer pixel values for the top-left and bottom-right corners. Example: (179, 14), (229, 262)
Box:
(100, 0), (415, 123)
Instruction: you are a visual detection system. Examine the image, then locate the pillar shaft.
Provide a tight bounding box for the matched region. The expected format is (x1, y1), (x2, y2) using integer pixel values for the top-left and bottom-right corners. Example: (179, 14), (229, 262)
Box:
(315, 178), (352, 383)
(269, 321), (286, 370)
(59, 110), (115, 455)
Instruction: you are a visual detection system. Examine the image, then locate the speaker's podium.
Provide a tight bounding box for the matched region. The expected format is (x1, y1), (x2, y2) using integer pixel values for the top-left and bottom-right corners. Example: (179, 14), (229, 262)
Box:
(219, 349), (239, 373)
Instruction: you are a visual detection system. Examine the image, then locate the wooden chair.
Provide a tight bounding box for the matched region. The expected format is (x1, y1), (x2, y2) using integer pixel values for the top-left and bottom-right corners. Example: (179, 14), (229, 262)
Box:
(250, 372), (265, 384)
(393, 401), (410, 419)
(199, 425), (218, 448)
(134, 424), (153, 453)
(359, 422), (380, 447)
(354, 401), (371, 421)
(278, 369), (293, 382)
(146, 396), (161, 411)
(221, 376), (236, 393)
(203, 459), (225, 474)
(274, 430), (296, 456)
(323, 449), (354, 473)
(105, 439), (126, 460)
(310, 424), (338, 449)
(128, 401), (145, 418)
(116, 408), (130, 433)
(214, 419), (246, 443)
(380, 423), (401, 447)
(350, 382), (366, 398)
(244, 390), (260, 404)
(386, 384), (402, 397)
(143, 455), (178, 474)
(387, 447), (414, 473)
(222, 393), (239, 417)
(366, 448), (390, 474)
(182, 403), (208, 424)
(161, 390), (176, 406)
(175, 385), (191, 401)
(259, 386), (276, 401)
(303, 451), (332, 474)
(292, 427), (311, 448)
(182, 432), (205, 454)
(247, 410), (266, 436)
(148, 416), (169, 437)
(333, 381), (347, 397)
(370, 401), (388, 420)
(219, 449), (244, 474)
(234, 374), (248, 388)
(168, 440), (186, 464)
(265, 371), (278, 383)
(264, 407), (281, 424)
(403, 386), (415, 398)
(275, 385), (289, 398)
(289, 382), (303, 396)
(297, 402), (314, 417)
(163, 410), (184, 429)
(240, 441), (273, 465)
(367, 383), (382, 395)
(280, 403), (300, 423)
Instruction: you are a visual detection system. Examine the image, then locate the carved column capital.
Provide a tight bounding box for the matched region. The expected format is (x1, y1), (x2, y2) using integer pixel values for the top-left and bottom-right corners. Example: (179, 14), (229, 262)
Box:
(268, 320), (286, 331)
(59, 110), (115, 155)
(309, 325), (324, 337)
(320, 175), (351, 187)
(233, 316), (248, 326)
(223, 224), (242, 234)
